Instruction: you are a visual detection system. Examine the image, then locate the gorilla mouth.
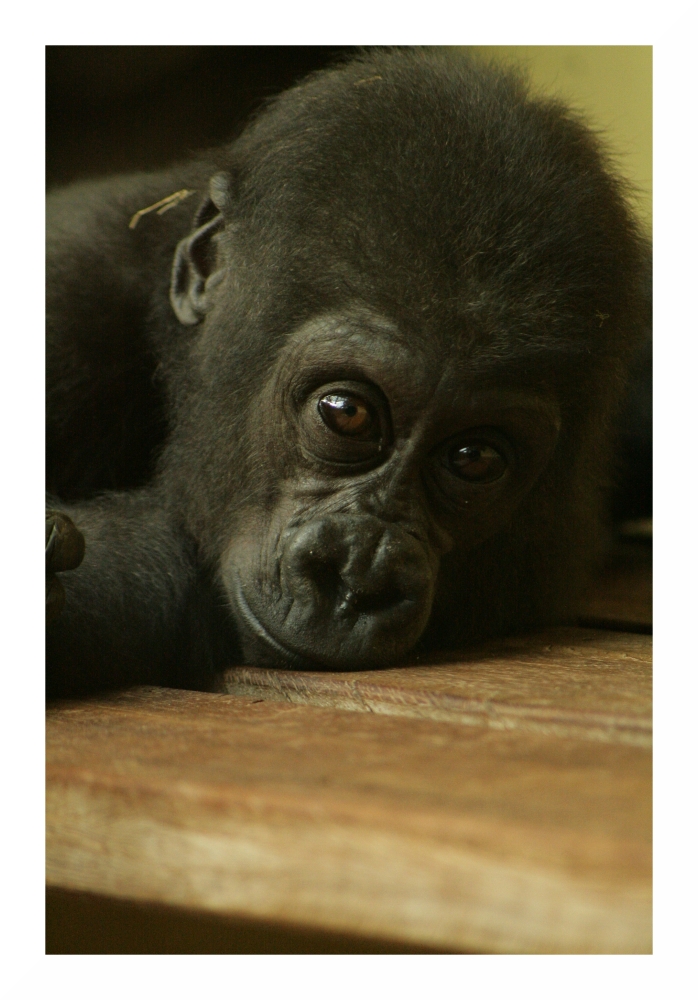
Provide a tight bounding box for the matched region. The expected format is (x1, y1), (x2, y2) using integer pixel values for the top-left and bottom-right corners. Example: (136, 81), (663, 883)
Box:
(230, 570), (315, 669)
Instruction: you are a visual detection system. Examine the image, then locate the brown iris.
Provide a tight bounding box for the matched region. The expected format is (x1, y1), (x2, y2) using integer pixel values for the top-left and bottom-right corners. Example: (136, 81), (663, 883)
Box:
(449, 443), (506, 483)
(317, 393), (377, 440)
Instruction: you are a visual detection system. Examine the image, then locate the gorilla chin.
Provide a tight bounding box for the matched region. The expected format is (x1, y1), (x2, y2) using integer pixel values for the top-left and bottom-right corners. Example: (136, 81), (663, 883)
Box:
(226, 514), (437, 671)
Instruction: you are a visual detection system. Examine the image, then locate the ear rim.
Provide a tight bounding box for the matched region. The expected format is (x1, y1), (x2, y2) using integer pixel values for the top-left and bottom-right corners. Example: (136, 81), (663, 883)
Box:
(170, 202), (225, 326)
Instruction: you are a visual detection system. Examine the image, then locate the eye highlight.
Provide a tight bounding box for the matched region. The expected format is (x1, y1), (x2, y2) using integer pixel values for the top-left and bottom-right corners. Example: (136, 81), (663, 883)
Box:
(447, 442), (507, 483)
(318, 393), (378, 440)
(299, 382), (390, 471)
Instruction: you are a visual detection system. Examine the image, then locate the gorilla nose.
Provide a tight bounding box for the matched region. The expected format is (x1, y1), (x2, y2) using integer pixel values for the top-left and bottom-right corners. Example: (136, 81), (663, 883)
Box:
(280, 515), (434, 627)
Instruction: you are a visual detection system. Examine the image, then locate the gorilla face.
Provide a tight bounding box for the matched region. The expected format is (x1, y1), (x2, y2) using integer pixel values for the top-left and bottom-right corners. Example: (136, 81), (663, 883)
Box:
(218, 310), (560, 669)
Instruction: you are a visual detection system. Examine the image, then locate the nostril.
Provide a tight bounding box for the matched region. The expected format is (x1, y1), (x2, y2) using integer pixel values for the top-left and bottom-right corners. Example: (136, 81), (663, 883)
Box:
(303, 553), (345, 603)
(274, 516), (437, 667)
(282, 516), (433, 628)
(338, 585), (409, 617)
(302, 550), (410, 618)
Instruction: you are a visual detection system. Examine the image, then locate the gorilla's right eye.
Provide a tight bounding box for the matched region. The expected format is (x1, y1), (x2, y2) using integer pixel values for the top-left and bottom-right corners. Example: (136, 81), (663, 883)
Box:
(317, 393), (379, 440)
(299, 383), (389, 469)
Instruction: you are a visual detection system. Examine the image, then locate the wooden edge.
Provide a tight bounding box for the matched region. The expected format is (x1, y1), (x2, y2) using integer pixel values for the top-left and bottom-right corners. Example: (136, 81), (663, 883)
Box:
(219, 668), (652, 747)
(46, 777), (651, 954)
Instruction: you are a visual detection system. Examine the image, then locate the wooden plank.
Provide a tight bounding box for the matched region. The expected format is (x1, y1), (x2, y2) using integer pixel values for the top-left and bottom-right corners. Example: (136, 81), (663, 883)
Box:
(220, 628), (652, 747)
(47, 687), (651, 953)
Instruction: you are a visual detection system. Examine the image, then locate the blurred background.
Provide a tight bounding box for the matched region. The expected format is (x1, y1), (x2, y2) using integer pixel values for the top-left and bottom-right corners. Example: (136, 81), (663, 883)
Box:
(465, 47), (651, 233)
(46, 45), (651, 523)
(46, 47), (354, 188)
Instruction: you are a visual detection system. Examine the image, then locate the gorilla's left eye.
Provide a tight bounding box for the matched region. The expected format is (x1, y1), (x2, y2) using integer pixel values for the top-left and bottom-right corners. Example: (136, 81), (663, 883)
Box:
(448, 442), (507, 483)
(318, 393), (379, 440)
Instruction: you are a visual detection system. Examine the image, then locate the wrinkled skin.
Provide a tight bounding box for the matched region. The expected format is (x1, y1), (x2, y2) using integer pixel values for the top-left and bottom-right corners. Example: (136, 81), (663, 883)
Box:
(217, 311), (560, 669)
(46, 49), (649, 696)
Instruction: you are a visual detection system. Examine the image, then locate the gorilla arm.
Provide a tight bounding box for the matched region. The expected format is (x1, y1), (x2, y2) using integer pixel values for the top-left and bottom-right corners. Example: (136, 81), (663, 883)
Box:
(45, 489), (237, 697)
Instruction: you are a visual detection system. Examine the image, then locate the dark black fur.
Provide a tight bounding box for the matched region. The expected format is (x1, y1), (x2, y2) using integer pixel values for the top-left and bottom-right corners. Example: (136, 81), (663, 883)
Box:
(46, 49), (649, 696)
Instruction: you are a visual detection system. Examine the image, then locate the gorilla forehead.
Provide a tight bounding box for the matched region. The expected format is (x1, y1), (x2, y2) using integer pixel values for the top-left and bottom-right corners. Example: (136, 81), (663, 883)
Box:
(218, 51), (636, 347)
(235, 50), (539, 218)
(233, 54), (608, 229)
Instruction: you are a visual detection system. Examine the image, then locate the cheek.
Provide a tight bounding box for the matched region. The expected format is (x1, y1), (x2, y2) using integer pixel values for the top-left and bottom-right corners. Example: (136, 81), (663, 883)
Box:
(242, 380), (304, 487)
(432, 510), (505, 556)
(219, 487), (307, 602)
(424, 474), (525, 549)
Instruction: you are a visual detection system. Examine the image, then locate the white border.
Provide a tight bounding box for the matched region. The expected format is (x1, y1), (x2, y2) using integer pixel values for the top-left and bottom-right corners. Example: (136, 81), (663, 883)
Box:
(2, 4), (694, 995)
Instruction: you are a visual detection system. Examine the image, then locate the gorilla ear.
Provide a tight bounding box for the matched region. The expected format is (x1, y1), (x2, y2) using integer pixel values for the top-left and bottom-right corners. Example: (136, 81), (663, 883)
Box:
(170, 172), (233, 326)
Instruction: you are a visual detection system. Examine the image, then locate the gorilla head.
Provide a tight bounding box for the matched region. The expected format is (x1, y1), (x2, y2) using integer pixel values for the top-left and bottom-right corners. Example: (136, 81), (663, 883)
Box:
(161, 50), (647, 671)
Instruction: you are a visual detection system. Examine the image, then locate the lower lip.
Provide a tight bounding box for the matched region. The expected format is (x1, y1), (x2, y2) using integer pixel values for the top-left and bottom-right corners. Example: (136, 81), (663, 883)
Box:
(231, 569), (311, 668)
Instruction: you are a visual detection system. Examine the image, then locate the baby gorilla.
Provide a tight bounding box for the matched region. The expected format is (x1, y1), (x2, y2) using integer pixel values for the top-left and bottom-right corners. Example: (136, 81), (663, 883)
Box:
(46, 48), (649, 695)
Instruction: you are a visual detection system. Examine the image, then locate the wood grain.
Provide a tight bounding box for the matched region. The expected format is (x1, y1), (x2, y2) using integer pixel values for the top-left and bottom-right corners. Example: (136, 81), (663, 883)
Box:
(47, 683), (651, 953)
(220, 628), (651, 747)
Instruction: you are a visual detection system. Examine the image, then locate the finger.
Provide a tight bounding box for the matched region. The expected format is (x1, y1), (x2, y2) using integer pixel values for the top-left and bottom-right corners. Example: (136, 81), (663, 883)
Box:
(46, 511), (86, 573)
